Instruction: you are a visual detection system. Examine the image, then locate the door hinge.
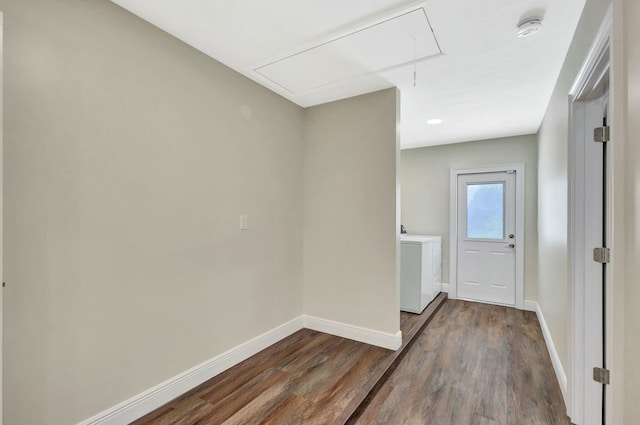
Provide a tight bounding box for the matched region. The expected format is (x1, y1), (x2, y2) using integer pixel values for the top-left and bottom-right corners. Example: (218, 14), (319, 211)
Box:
(593, 367), (610, 385)
(594, 126), (610, 143)
(593, 247), (611, 263)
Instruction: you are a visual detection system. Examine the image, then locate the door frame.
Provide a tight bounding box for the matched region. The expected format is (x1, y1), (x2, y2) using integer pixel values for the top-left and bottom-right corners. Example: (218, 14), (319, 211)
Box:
(567, 7), (611, 424)
(449, 163), (525, 309)
(0, 11), (4, 424)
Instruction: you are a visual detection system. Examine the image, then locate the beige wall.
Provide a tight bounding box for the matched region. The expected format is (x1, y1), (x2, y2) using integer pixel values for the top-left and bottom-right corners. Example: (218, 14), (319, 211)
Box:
(610, 1), (640, 421)
(1, 0), (306, 423)
(400, 135), (538, 299)
(622, 0), (640, 420)
(303, 89), (400, 335)
(536, 0), (610, 376)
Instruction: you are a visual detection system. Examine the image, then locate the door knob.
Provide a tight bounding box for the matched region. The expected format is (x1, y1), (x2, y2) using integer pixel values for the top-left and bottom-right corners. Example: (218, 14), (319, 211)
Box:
(506, 243), (515, 248)
(509, 234), (515, 239)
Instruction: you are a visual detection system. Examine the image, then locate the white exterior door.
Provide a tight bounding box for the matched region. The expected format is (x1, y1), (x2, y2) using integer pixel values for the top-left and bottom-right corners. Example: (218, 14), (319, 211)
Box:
(457, 172), (516, 305)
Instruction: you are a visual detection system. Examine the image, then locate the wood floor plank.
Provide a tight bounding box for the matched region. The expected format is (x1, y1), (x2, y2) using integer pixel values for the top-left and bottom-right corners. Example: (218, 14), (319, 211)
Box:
(287, 329), (339, 355)
(362, 349), (434, 425)
(506, 308), (570, 425)
(258, 394), (314, 425)
(290, 339), (363, 400)
(318, 344), (389, 403)
(351, 383), (393, 425)
(132, 295), (569, 425)
(146, 329), (317, 414)
(358, 300), (571, 425)
(217, 374), (292, 425)
(276, 332), (338, 373)
(149, 398), (216, 425)
(344, 294), (449, 424)
(195, 368), (289, 424)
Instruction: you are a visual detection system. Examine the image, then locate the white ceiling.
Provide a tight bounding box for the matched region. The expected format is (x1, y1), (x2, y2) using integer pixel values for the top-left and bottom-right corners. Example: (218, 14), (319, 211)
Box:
(109, 0), (586, 149)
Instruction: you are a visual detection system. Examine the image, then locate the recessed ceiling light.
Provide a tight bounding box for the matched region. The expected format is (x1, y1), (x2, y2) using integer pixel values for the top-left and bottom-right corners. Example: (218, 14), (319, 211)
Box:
(427, 118), (443, 125)
(517, 17), (543, 38)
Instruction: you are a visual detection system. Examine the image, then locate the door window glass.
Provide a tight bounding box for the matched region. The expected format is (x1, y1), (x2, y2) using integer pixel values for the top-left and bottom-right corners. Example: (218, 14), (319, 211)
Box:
(466, 183), (504, 239)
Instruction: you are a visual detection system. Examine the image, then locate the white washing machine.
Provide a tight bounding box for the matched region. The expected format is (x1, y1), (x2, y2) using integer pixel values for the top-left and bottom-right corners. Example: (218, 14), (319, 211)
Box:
(400, 235), (442, 314)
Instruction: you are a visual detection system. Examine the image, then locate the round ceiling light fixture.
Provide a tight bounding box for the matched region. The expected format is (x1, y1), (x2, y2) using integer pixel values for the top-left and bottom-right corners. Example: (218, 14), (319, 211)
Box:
(427, 118), (443, 125)
(516, 17), (543, 38)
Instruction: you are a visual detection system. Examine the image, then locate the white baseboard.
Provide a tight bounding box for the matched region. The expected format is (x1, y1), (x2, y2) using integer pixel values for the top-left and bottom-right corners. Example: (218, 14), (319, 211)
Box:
(441, 283), (449, 293)
(523, 300), (537, 312)
(78, 314), (404, 425)
(527, 300), (568, 404)
(303, 315), (402, 351)
(77, 316), (305, 425)
(433, 283), (442, 294)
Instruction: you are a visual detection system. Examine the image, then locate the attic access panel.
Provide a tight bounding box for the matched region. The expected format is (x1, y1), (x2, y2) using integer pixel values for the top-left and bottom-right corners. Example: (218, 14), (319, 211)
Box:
(254, 8), (441, 95)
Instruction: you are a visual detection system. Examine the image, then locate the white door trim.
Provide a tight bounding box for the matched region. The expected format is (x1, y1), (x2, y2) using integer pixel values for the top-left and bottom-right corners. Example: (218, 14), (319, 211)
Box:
(0, 12), (4, 424)
(449, 163), (525, 310)
(568, 6), (611, 425)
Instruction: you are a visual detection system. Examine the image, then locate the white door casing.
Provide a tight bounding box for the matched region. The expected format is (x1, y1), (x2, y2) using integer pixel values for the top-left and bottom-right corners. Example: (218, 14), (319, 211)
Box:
(449, 164), (525, 310)
(0, 12), (4, 424)
(568, 7), (611, 423)
(457, 172), (516, 305)
(569, 96), (606, 425)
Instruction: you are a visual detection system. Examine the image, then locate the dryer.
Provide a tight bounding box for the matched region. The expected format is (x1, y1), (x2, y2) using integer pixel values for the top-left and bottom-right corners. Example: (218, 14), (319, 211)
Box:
(400, 235), (442, 313)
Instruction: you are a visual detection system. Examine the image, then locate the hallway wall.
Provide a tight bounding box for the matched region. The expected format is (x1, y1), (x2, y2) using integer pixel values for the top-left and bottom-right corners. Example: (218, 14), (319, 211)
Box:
(536, 0), (610, 381)
(620, 0), (640, 420)
(303, 89), (400, 336)
(1, 1), (403, 423)
(1, 0), (305, 423)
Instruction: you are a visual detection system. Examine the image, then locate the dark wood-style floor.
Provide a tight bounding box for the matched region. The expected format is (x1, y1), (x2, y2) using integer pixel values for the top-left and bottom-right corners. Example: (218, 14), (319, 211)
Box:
(132, 296), (569, 425)
(356, 300), (571, 425)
